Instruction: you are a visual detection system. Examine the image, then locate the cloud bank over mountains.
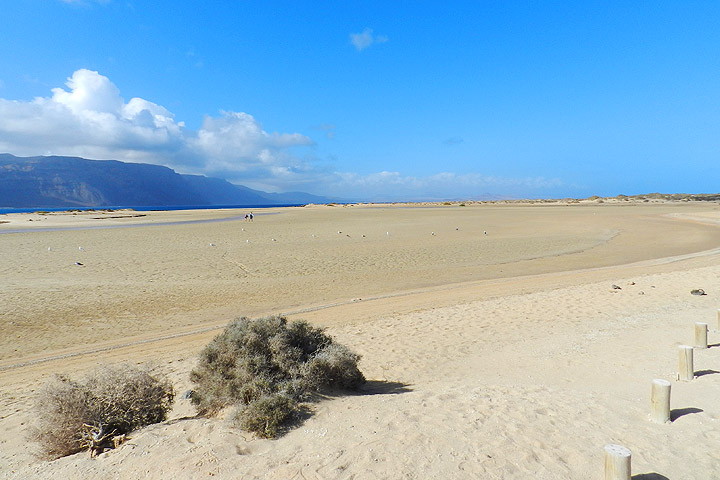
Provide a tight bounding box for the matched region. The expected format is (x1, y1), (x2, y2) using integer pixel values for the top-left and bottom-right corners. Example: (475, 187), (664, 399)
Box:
(0, 69), (314, 192)
(0, 69), (562, 200)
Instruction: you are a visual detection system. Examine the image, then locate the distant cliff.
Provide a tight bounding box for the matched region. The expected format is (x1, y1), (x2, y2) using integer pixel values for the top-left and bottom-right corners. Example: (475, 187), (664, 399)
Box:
(0, 154), (331, 208)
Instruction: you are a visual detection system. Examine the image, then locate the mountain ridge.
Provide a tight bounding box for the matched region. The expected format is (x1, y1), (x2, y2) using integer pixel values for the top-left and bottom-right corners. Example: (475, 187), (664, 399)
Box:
(0, 154), (332, 208)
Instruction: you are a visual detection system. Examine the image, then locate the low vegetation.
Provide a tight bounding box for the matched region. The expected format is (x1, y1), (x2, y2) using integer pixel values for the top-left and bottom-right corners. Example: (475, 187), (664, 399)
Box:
(31, 364), (174, 458)
(190, 315), (365, 438)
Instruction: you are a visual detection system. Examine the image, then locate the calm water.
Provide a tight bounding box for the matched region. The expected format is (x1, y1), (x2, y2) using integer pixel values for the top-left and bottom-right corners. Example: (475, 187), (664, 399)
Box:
(0, 204), (305, 233)
(0, 203), (303, 215)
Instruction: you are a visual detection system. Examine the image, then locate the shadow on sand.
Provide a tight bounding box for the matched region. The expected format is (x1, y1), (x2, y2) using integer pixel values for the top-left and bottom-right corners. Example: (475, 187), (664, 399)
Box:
(359, 380), (413, 395)
(670, 407), (703, 421)
(315, 380), (413, 399)
(632, 474), (669, 480)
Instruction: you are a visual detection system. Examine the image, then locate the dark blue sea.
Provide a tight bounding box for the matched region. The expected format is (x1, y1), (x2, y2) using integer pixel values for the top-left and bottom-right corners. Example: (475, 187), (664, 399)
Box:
(0, 204), (304, 215)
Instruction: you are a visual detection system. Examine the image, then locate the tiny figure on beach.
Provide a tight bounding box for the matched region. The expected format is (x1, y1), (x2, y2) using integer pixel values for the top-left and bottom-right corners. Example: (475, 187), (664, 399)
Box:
(244, 214), (248, 221)
(249, 212), (254, 221)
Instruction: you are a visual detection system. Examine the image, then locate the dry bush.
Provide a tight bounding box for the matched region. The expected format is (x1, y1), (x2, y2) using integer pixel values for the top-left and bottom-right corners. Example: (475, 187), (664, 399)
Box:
(236, 393), (298, 438)
(302, 343), (366, 390)
(191, 316), (365, 437)
(31, 364), (174, 458)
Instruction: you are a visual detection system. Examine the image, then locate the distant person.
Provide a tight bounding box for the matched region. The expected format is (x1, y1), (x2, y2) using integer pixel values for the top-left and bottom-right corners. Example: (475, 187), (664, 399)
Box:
(249, 212), (254, 221)
(244, 214), (249, 221)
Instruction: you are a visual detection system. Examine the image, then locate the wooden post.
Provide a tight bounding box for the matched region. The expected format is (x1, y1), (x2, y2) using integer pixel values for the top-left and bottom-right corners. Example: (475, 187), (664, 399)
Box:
(604, 444), (631, 480)
(678, 345), (694, 381)
(695, 322), (708, 349)
(650, 379), (671, 423)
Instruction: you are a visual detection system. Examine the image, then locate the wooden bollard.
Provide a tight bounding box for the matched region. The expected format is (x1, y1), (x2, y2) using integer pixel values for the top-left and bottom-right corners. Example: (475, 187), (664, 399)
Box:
(650, 379), (671, 423)
(695, 322), (708, 349)
(604, 444), (631, 480)
(678, 345), (694, 381)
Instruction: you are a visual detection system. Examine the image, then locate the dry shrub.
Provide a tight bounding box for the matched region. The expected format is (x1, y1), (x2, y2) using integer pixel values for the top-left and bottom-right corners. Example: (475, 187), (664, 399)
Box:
(191, 316), (365, 437)
(302, 343), (365, 390)
(31, 364), (174, 458)
(237, 393), (298, 438)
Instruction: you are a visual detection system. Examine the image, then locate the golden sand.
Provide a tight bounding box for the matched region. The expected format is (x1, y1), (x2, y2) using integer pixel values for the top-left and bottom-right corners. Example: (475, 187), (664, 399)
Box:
(1, 201), (720, 479)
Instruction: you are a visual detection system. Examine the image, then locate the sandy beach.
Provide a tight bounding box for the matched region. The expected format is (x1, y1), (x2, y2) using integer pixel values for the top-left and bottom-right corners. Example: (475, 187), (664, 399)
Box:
(2, 201), (720, 479)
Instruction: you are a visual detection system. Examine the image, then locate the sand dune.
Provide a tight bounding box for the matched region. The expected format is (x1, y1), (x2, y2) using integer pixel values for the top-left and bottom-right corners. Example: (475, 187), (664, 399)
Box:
(1, 202), (720, 479)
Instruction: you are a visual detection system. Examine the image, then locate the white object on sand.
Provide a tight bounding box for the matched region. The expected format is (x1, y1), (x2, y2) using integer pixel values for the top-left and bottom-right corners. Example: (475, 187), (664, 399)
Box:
(604, 444), (631, 480)
(650, 379), (671, 424)
(694, 322), (708, 349)
(678, 345), (694, 381)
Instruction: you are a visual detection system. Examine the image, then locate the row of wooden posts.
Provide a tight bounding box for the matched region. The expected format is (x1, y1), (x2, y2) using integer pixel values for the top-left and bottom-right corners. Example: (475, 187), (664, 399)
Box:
(604, 309), (718, 480)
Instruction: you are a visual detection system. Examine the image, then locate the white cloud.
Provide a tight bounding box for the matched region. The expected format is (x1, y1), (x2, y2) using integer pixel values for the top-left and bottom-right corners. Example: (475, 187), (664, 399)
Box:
(0, 69), (314, 189)
(326, 171), (563, 201)
(350, 28), (388, 52)
(313, 123), (336, 139)
(0, 69), (565, 200)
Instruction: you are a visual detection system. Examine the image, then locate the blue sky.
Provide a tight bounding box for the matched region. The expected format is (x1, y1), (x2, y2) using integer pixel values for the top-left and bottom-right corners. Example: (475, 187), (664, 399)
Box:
(1, 1), (719, 201)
